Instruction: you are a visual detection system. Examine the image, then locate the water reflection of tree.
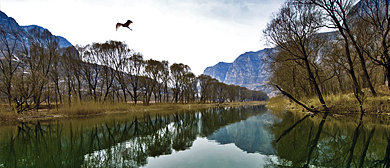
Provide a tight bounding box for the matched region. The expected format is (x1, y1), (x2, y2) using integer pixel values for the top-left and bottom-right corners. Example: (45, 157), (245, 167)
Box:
(207, 107), (274, 155)
(270, 111), (389, 167)
(171, 112), (199, 151)
(1, 106), (265, 167)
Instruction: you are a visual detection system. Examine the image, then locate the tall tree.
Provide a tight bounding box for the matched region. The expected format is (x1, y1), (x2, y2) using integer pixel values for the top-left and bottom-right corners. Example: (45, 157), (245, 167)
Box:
(95, 41), (125, 102)
(355, 0), (390, 94)
(215, 82), (228, 104)
(170, 63), (191, 103)
(126, 53), (145, 104)
(61, 46), (82, 106)
(49, 43), (62, 109)
(182, 72), (196, 103)
(0, 27), (24, 112)
(304, 0), (377, 107)
(145, 59), (170, 103)
(81, 44), (102, 101)
(197, 74), (214, 103)
(109, 41), (132, 102)
(264, 0), (328, 110)
(26, 28), (59, 110)
(160, 61), (170, 102)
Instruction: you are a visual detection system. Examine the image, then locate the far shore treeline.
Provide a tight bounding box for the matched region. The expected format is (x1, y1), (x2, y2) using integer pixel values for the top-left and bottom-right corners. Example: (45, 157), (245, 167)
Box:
(0, 30), (268, 113)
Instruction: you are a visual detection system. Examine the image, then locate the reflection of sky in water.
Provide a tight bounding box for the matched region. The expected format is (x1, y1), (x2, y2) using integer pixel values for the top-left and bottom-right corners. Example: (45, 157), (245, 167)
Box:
(4, 105), (389, 167)
(207, 111), (277, 155)
(144, 111), (278, 168)
(82, 109), (277, 168)
(144, 137), (277, 168)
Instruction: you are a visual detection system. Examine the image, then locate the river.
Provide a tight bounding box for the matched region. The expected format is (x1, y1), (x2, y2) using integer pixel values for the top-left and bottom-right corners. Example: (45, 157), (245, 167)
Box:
(1, 105), (389, 167)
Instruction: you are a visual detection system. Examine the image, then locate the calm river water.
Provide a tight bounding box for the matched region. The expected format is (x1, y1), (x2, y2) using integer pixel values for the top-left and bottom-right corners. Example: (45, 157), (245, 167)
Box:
(1, 105), (389, 167)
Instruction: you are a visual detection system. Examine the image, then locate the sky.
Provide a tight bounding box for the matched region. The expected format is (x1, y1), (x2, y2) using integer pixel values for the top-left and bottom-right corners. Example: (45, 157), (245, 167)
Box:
(1, 0), (285, 75)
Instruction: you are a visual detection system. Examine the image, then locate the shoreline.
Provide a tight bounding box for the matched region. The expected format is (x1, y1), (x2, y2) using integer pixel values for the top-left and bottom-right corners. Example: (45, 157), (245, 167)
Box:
(0, 101), (267, 124)
(266, 94), (390, 115)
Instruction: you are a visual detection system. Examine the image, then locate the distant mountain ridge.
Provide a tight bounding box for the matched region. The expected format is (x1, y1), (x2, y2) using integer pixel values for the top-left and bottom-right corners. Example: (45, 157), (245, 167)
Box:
(203, 48), (274, 95)
(205, 0), (385, 97)
(203, 62), (231, 82)
(0, 10), (73, 49)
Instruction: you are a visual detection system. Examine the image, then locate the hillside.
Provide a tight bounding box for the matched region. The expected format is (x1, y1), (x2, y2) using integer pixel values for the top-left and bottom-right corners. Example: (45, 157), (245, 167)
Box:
(0, 10), (72, 53)
(203, 48), (274, 95)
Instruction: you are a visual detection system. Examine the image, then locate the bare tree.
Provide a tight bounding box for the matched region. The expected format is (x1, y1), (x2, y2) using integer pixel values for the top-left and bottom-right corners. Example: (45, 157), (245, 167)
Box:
(302, 0), (379, 111)
(26, 28), (59, 110)
(355, 0), (390, 94)
(126, 53), (145, 104)
(182, 72), (196, 103)
(0, 27), (24, 112)
(110, 41), (132, 102)
(170, 63), (191, 103)
(94, 41), (124, 102)
(264, 0), (328, 110)
(160, 61), (170, 102)
(145, 59), (169, 103)
(197, 74), (215, 103)
(61, 46), (81, 106)
(81, 44), (102, 102)
(306, 0), (377, 97)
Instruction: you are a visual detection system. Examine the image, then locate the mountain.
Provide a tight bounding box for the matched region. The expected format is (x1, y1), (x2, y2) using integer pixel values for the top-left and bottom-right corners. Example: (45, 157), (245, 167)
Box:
(0, 10), (73, 50)
(203, 62), (231, 82)
(0, 11), (23, 33)
(203, 0), (388, 97)
(203, 48), (274, 95)
(21, 25), (73, 48)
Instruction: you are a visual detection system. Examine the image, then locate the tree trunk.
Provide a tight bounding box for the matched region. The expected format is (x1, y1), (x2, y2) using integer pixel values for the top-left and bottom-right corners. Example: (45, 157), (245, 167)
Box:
(302, 48), (327, 109)
(347, 31), (377, 97)
(387, 66), (390, 95)
(341, 34), (364, 104)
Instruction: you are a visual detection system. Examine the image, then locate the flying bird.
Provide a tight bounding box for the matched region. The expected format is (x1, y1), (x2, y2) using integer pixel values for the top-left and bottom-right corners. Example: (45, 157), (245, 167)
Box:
(116, 20), (133, 31)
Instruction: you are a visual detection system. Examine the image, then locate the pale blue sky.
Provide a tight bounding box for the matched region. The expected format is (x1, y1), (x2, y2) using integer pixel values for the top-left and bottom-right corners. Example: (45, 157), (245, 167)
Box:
(1, 0), (284, 75)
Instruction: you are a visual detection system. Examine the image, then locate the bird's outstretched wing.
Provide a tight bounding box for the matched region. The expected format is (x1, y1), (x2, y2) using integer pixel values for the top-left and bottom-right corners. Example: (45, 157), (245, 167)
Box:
(124, 20), (133, 27)
(116, 23), (121, 31)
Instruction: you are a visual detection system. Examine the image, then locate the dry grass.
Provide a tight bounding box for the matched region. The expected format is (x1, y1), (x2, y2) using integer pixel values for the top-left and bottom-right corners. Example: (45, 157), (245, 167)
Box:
(362, 96), (390, 113)
(321, 93), (390, 113)
(265, 96), (290, 118)
(267, 90), (390, 114)
(266, 95), (289, 111)
(58, 102), (130, 116)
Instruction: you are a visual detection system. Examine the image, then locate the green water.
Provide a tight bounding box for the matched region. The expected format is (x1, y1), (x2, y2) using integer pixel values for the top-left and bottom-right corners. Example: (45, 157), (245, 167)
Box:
(1, 105), (389, 167)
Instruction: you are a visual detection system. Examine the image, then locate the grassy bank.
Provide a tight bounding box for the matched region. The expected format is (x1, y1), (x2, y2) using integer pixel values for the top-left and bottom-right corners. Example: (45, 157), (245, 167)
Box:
(0, 101), (267, 122)
(267, 93), (390, 114)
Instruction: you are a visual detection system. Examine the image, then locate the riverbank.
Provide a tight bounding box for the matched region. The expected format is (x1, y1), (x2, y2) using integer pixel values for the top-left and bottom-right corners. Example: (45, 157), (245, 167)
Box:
(0, 101), (267, 123)
(266, 93), (390, 114)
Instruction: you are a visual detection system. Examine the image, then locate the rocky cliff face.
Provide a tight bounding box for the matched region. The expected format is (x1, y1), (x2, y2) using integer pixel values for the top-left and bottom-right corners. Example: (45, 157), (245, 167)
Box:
(203, 62), (231, 82)
(0, 10), (73, 51)
(21, 25), (73, 48)
(0, 11), (23, 33)
(203, 48), (274, 95)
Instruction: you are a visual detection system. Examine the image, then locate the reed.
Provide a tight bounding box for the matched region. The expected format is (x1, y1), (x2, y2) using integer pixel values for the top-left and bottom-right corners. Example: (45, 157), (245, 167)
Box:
(269, 92), (390, 114)
(362, 96), (390, 113)
(266, 96), (289, 109)
(58, 102), (114, 116)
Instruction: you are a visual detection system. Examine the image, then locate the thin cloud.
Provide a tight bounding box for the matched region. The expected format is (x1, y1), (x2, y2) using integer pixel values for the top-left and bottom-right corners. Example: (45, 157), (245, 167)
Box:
(2, 0), (284, 75)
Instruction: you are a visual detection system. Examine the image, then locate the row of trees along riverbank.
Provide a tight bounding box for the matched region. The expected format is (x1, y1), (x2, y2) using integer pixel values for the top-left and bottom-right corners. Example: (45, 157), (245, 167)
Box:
(0, 30), (268, 113)
(263, 0), (390, 113)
